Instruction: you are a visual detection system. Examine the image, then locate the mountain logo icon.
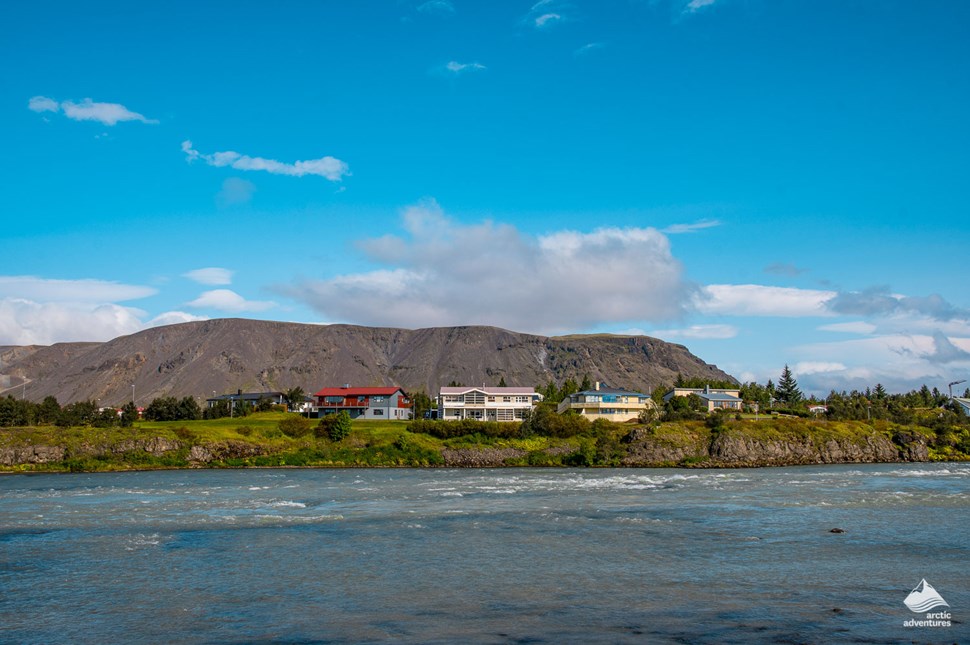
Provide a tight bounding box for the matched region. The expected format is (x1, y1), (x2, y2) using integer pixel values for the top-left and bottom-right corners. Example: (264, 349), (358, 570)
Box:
(904, 579), (950, 613)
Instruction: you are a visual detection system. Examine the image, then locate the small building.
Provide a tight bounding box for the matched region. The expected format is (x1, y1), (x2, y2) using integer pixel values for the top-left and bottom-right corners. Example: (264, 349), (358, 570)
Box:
(314, 386), (412, 420)
(663, 385), (743, 412)
(206, 390), (285, 409)
(438, 386), (542, 422)
(557, 382), (654, 422)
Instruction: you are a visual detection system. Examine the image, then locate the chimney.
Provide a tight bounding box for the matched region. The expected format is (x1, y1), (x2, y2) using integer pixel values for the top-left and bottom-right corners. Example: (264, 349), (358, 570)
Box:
(237, 389), (242, 396)
(705, 384), (710, 394)
(594, 381), (600, 391)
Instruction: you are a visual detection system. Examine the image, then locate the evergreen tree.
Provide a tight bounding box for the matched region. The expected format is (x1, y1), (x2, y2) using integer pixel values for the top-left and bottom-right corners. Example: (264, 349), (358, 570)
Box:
(120, 401), (138, 427)
(775, 365), (803, 406)
(497, 376), (507, 387)
(580, 374), (592, 391)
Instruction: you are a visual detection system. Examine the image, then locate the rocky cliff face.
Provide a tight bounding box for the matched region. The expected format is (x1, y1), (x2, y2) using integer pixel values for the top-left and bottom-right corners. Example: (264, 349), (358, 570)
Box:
(1, 318), (735, 405)
(622, 426), (929, 467)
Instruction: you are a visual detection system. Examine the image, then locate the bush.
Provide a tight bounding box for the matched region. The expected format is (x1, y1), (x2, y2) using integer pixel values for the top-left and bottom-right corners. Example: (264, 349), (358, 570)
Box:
(407, 418), (519, 439)
(317, 411), (352, 442)
(279, 414), (312, 438)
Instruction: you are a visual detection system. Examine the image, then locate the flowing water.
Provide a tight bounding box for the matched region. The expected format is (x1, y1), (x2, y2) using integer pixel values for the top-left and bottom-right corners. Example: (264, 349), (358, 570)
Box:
(1, 464), (967, 644)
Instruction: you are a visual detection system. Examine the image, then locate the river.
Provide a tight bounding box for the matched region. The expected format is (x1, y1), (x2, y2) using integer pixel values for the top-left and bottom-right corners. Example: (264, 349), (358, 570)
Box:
(1, 464), (967, 643)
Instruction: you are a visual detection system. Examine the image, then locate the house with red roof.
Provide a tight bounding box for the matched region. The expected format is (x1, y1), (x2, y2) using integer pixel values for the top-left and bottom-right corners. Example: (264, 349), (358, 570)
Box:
(313, 385), (412, 420)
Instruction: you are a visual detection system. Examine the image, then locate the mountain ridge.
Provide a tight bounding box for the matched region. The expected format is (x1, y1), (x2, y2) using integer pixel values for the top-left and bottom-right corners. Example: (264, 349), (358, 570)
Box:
(0, 318), (736, 405)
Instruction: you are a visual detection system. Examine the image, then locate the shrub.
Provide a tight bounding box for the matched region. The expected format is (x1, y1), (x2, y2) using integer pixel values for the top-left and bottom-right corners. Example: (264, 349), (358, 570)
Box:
(317, 411), (352, 442)
(279, 414), (312, 438)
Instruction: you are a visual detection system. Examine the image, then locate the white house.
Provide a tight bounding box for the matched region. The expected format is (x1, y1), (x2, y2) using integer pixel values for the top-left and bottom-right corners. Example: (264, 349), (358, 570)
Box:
(438, 386), (542, 422)
(663, 385), (743, 412)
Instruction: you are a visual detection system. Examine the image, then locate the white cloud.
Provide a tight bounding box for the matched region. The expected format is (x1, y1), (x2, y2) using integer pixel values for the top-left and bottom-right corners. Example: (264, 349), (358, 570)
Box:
(145, 311), (208, 328)
(182, 268), (234, 286)
(662, 219), (721, 234)
(28, 96), (157, 126)
(685, 0), (718, 13)
(443, 61), (487, 75)
(574, 42), (605, 57)
(535, 13), (562, 27)
(818, 321), (877, 334)
(650, 324), (738, 340)
(695, 284), (835, 317)
(793, 361), (847, 375)
(282, 200), (694, 334)
(523, 0), (570, 29)
(216, 177), (256, 206)
(417, 0), (455, 14)
(0, 276), (156, 303)
(185, 289), (276, 313)
(27, 96), (59, 113)
(792, 334), (970, 393)
(181, 141), (349, 182)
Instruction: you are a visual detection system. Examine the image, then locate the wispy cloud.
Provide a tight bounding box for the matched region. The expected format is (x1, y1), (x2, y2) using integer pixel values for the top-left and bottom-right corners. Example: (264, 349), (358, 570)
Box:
(574, 42), (605, 57)
(0, 276), (155, 303)
(28, 95), (158, 126)
(441, 61), (487, 75)
(818, 321), (877, 335)
(764, 262), (807, 277)
(662, 219), (721, 234)
(185, 289), (276, 313)
(216, 177), (256, 207)
(181, 141), (349, 182)
(523, 0), (571, 29)
(650, 324), (738, 340)
(684, 0), (719, 13)
(694, 284), (835, 317)
(280, 200), (694, 334)
(417, 0), (455, 15)
(825, 287), (969, 322)
(183, 268), (234, 286)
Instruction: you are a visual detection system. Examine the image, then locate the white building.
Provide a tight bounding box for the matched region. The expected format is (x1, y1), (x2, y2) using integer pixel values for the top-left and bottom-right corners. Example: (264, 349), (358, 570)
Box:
(438, 386), (542, 422)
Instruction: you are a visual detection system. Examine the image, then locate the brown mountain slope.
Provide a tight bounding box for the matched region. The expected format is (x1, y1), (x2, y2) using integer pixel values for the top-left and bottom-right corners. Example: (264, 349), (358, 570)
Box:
(2, 319), (736, 405)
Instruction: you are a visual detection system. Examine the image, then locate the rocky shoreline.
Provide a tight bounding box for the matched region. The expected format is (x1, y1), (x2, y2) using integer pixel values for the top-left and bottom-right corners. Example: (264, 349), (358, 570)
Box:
(0, 426), (935, 470)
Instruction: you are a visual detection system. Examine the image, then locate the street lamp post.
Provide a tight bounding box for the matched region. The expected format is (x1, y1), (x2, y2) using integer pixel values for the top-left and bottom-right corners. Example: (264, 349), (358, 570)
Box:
(948, 380), (966, 400)
(131, 384), (135, 405)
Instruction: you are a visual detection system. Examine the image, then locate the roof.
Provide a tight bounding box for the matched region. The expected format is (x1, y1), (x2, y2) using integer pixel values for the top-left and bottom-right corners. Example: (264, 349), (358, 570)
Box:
(439, 386), (538, 396)
(315, 386), (405, 397)
(697, 392), (742, 402)
(573, 387), (647, 397)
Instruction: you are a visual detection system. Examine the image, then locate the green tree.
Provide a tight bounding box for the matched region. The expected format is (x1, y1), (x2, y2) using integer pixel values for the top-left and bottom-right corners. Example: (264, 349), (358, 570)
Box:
(120, 401), (138, 427)
(497, 376), (507, 387)
(775, 365), (803, 406)
(580, 374), (592, 391)
(38, 396), (61, 425)
(410, 391), (433, 420)
(285, 387), (307, 412)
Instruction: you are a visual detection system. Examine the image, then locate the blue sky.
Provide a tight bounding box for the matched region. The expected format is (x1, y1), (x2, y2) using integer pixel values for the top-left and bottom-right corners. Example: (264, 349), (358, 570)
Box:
(2, 0), (969, 395)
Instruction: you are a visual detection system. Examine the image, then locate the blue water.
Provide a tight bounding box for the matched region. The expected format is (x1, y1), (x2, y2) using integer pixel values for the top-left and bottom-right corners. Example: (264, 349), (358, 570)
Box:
(1, 464), (967, 644)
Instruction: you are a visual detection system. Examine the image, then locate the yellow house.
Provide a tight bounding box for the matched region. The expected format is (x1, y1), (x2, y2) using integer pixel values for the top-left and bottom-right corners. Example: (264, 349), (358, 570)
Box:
(557, 382), (655, 422)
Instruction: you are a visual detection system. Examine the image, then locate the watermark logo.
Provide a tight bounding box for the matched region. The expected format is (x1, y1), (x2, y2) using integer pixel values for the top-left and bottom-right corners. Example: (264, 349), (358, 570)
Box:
(903, 579), (951, 628)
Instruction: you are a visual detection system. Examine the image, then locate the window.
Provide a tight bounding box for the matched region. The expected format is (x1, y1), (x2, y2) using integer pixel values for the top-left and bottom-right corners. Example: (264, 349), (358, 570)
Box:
(372, 396), (386, 403)
(373, 409), (384, 415)
(515, 396), (530, 403)
(324, 396), (344, 404)
(465, 392), (485, 405)
(603, 395), (617, 403)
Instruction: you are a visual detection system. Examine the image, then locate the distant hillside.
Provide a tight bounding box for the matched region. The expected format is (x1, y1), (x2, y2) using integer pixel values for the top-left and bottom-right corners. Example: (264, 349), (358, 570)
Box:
(0, 319), (736, 405)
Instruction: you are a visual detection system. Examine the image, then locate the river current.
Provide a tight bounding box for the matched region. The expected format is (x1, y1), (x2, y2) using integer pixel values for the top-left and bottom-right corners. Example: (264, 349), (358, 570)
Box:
(1, 464), (967, 644)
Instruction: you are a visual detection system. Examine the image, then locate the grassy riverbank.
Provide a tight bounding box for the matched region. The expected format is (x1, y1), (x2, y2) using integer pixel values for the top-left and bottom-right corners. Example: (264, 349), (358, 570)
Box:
(0, 411), (966, 472)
